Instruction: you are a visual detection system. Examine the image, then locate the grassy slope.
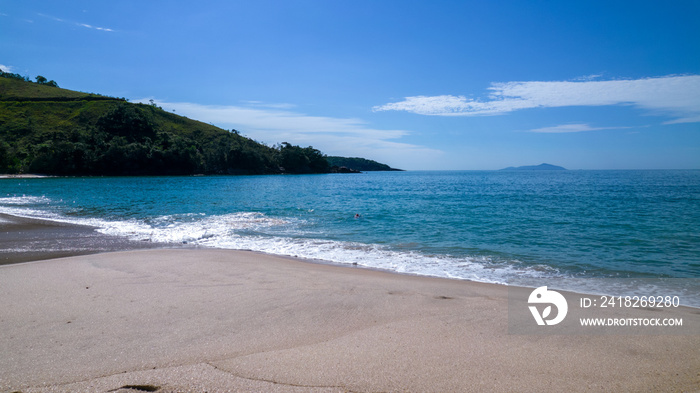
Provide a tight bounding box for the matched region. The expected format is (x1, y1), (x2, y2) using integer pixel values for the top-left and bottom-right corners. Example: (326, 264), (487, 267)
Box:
(0, 77), (239, 139)
(0, 77), (110, 100)
(0, 77), (394, 175)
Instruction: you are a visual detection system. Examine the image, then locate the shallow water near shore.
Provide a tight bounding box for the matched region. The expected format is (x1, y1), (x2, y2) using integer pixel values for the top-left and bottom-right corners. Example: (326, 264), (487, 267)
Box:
(1, 170), (699, 305)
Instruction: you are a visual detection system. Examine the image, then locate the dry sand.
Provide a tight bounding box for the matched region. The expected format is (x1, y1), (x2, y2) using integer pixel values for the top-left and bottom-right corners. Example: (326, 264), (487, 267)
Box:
(1, 248), (699, 393)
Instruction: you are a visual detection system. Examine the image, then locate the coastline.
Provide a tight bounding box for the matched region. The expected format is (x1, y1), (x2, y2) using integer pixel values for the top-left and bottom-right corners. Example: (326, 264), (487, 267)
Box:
(0, 213), (177, 265)
(0, 174), (53, 179)
(1, 216), (698, 392)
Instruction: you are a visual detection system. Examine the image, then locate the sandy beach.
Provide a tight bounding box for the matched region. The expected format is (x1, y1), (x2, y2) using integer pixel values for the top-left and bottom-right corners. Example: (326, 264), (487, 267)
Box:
(1, 218), (699, 392)
(0, 174), (53, 179)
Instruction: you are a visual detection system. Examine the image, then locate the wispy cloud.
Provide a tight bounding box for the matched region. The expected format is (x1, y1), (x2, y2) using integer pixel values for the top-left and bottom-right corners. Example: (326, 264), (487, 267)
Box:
(0, 64), (14, 73)
(38, 13), (114, 32)
(77, 23), (113, 32)
(373, 75), (700, 124)
(240, 100), (297, 109)
(527, 123), (630, 133)
(137, 99), (442, 166)
(572, 74), (604, 81)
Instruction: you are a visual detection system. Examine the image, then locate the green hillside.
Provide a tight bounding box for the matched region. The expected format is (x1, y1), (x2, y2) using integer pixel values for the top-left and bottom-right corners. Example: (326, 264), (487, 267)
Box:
(326, 156), (402, 171)
(0, 72), (329, 175)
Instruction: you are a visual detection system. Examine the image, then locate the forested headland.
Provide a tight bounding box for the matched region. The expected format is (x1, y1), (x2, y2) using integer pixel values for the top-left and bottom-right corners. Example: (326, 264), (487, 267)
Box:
(326, 156), (402, 171)
(0, 71), (395, 176)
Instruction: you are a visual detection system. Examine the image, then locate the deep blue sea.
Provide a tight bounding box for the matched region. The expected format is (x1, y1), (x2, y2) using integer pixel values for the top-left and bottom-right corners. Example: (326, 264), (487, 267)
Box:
(2, 170), (699, 305)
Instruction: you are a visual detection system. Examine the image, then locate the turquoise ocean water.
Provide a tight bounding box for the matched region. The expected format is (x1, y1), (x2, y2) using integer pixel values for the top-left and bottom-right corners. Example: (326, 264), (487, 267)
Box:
(2, 170), (699, 305)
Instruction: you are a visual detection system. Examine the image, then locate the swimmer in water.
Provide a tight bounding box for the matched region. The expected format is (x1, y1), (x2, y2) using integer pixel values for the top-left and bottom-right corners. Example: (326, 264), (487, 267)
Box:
(354, 213), (361, 219)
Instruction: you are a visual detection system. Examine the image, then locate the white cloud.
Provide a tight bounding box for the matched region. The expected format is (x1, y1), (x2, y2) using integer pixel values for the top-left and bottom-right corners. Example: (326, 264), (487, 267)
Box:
(77, 23), (113, 32)
(150, 100), (407, 139)
(39, 13), (114, 32)
(0, 64), (13, 73)
(528, 123), (629, 133)
(240, 100), (297, 109)
(137, 99), (443, 169)
(38, 13), (63, 22)
(572, 74), (604, 81)
(373, 75), (700, 123)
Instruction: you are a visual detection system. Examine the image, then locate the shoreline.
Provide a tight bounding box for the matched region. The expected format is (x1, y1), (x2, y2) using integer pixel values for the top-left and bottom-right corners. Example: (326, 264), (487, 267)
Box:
(1, 214), (699, 391)
(0, 212), (181, 265)
(2, 211), (699, 308)
(0, 173), (53, 178)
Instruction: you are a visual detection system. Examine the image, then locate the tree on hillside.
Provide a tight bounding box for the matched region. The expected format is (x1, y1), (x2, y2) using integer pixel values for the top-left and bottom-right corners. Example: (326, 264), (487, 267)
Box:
(0, 140), (15, 173)
(34, 75), (58, 87)
(97, 103), (156, 143)
(302, 145), (330, 173)
(277, 142), (330, 174)
(0, 70), (31, 82)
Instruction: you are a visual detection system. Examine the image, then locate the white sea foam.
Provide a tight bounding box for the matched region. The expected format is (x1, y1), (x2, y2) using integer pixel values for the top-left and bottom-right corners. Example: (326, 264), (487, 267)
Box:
(0, 195), (52, 205)
(2, 197), (697, 307)
(93, 212), (293, 244)
(0, 198), (554, 284)
(199, 234), (561, 285)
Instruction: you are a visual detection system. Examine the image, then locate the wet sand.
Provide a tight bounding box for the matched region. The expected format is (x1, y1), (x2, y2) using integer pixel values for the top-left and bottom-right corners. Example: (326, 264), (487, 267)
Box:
(0, 213), (174, 265)
(0, 217), (699, 392)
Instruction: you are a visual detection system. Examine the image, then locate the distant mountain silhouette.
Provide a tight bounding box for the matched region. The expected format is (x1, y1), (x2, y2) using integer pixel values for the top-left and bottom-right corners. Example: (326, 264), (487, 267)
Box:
(500, 163), (567, 171)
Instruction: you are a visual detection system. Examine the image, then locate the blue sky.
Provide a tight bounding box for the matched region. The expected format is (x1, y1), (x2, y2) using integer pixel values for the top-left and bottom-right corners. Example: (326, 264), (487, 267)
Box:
(1, 0), (699, 170)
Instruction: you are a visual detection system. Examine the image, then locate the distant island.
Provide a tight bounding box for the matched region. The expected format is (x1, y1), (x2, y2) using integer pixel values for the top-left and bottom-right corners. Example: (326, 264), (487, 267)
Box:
(0, 71), (395, 176)
(500, 163), (567, 171)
